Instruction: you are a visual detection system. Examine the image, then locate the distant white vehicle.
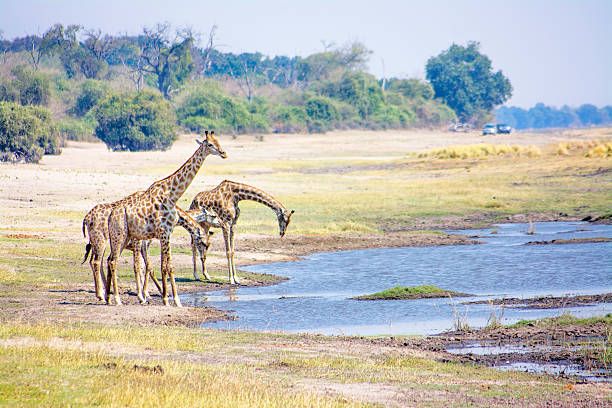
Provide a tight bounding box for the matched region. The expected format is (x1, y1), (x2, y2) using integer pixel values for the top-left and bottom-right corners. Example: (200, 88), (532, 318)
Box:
(449, 123), (472, 132)
(482, 124), (497, 135)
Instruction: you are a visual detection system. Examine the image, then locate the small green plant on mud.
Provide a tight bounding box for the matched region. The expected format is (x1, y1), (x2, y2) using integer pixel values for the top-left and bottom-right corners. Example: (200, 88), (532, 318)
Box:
(485, 300), (505, 329)
(449, 295), (470, 331)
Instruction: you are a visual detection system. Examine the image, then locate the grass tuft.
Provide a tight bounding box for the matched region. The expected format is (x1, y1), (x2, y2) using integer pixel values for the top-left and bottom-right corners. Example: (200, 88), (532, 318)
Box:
(353, 285), (470, 300)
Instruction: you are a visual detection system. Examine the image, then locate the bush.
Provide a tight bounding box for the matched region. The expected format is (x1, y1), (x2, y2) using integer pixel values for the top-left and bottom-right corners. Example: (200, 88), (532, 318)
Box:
(73, 79), (110, 116)
(94, 91), (177, 151)
(0, 102), (62, 163)
(267, 105), (307, 133)
(177, 83), (269, 134)
(0, 66), (51, 106)
(57, 117), (97, 141)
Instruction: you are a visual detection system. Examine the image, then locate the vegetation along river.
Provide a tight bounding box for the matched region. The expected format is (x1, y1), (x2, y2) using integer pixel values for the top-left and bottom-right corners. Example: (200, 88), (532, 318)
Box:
(184, 222), (612, 335)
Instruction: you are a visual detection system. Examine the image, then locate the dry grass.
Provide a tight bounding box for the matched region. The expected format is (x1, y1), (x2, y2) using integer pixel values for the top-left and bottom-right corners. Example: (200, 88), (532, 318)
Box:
(417, 143), (541, 159)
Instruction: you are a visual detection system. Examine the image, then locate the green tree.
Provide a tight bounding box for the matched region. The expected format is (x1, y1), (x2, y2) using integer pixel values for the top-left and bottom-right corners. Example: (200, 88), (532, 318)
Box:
(141, 23), (195, 99)
(386, 78), (434, 100)
(318, 71), (383, 121)
(0, 101), (61, 162)
(426, 41), (512, 123)
(576, 104), (602, 125)
(296, 41), (372, 85)
(177, 82), (268, 134)
(72, 79), (110, 116)
(94, 91), (177, 151)
(0, 66), (51, 106)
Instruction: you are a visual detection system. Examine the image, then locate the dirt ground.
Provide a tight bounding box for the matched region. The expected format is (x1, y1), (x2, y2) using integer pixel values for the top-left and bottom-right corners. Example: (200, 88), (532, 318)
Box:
(1, 129), (611, 406)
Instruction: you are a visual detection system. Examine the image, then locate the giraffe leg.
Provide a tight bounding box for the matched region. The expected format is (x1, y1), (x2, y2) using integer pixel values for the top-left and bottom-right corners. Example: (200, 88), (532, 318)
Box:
(140, 240), (155, 300)
(106, 213), (126, 306)
(221, 226), (236, 285)
(199, 243), (211, 281)
(90, 252), (103, 301)
(88, 232), (107, 301)
(229, 226), (239, 285)
(106, 249), (122, 306)
(191, 235), (200, 281)
(199, 227), (212, 281)
(132, 240), (146, 304)
(99, 246), (107, 294)
(161, 235), (182, 307)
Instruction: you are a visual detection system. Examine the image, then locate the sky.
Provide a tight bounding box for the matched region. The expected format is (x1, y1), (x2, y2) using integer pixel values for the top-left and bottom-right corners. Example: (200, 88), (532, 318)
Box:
(0, 0), (610, 108)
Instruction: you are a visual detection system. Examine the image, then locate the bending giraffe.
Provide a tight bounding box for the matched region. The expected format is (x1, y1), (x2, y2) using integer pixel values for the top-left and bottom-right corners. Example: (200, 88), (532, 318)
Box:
(189, 180), (294, 285)
(140, 206), (216, 298)
(106, 131), (227, 306)
(82, 201), (213, 301)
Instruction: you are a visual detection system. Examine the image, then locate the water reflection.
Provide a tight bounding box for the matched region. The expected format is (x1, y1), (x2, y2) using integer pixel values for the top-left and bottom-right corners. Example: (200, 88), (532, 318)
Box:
(182, 222), (612, 335)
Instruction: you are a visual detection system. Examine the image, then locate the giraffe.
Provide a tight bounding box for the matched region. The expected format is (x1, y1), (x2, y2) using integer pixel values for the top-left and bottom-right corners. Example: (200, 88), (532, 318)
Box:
(81, 191), (145, 301)
(105, 131), (227, 306)
(188, 205), (223, 281)
(82, 202), (213, 301)
(189, 180), (294, 285)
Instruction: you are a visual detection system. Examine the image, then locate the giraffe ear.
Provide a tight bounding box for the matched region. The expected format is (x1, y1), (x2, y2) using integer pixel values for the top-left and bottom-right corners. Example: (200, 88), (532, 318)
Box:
(196, 139), (203, 145)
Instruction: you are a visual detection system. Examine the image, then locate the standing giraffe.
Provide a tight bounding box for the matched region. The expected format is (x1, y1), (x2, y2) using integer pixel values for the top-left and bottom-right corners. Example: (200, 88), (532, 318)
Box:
(189, 180), (294, 285)
(106, 131), (227, 306)
(82, 191), (144, 301)
(82, 202), (213, 302)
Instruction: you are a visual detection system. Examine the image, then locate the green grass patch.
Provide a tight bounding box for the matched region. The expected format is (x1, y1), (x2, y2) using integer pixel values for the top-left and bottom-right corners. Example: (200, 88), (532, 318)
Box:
(508, 312), (612, 328)
(352, 285), (471, 300)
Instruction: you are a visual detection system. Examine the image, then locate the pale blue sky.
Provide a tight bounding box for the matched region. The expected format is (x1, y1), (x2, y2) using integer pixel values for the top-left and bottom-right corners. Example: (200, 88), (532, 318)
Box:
(1, 0), (610, 108)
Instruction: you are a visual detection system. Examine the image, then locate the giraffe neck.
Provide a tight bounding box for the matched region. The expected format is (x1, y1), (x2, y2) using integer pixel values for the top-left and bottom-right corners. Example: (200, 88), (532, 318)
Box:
(176, 207), (202, 237)
(149, 145), (206, 207)
(230, 182), (287, 217)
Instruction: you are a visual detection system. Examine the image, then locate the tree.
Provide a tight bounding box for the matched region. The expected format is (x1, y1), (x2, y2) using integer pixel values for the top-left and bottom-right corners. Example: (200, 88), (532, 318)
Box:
(23, 23), (80, 70)
(72, 79), (109, 116)
(0, 101), (61, 162)
(426, 41), (512, 123)
(296, 41), (372, 86)
(576, 104), (602, 126)
(192, 25), (218, 78)
(94, 90), (178, 151)
(60, 44), (107, 79)
(0, 65), (51, 106)
(386, 78), (434, 100)
(141, 22), (195, 99)
(319, 71), (383, 121)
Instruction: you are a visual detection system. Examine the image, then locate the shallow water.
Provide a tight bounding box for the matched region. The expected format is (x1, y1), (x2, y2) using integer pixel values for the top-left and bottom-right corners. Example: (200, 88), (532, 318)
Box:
(184, 222), (612, 335)
(493, 362), (611, 383)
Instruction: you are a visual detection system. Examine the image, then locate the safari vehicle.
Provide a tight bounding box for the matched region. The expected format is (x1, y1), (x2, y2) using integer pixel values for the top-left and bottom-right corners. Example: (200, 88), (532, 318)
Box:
(496, 123), (512, 134)
(449, 123), (472, 132)
(482, 124), (497, 135)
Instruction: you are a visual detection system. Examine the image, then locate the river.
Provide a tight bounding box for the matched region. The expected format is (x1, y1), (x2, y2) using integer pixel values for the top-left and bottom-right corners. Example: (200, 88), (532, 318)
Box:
(183, 222), (612, 335)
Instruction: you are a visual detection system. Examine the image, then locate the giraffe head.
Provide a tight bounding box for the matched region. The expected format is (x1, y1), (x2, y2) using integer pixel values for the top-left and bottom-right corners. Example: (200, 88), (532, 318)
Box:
(278, 209), (295, 237)
(196, 130), (227, 159)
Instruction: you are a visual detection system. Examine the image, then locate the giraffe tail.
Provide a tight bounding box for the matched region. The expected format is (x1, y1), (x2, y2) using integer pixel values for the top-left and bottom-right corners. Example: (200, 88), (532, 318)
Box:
(82, 218), (87, 238)
(81, 243), (92, 264)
